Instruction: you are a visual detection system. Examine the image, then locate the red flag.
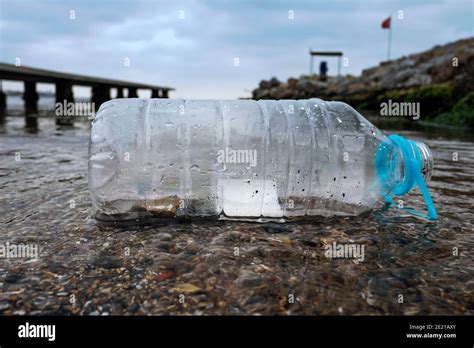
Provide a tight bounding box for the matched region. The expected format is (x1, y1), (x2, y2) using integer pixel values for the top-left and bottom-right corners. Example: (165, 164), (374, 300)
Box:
(381, 17), (391, 29)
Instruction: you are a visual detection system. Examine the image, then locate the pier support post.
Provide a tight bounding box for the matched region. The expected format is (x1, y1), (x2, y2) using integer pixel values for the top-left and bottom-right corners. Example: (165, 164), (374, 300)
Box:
(23, 81), (38, 131)
(92, 85), (110, 111)
(23, 81), (38, 113)
(0, 90), (6, 110)
(55, 80), (75, 126)
(161, 89), (169, 98)
(151, 89), (160, 98)
(116, 87), (124, 98)
(128, 87), (138, 98)
(0, 89), (5, 124)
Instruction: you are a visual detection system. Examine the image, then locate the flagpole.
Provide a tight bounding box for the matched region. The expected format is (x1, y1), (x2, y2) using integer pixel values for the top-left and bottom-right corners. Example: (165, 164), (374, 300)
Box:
(387, 16), (392, 61)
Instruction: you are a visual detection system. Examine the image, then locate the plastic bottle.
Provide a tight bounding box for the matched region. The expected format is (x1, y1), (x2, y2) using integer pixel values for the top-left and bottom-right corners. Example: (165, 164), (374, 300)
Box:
(88, 98), (437, 223)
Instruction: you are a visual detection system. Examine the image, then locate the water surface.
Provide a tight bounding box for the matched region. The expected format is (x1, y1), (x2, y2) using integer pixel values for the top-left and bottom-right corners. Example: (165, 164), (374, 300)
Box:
(0, 113), (472, 315)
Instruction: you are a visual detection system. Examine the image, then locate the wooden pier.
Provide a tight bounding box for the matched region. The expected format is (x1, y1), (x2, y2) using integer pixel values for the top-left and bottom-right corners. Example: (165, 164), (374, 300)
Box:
(0, 63), (174, 124)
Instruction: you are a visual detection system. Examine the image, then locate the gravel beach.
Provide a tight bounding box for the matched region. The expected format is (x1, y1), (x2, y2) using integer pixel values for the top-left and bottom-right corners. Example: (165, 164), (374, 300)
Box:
(1, 116), (473, 315)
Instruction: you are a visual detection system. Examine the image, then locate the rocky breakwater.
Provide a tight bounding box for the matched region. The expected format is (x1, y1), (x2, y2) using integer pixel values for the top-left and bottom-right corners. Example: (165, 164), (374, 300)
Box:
(252, 38), (474, 127)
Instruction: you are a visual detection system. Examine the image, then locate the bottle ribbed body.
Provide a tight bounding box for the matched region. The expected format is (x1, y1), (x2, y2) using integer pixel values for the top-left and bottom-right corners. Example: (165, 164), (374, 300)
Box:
(89, 98), (388, 222)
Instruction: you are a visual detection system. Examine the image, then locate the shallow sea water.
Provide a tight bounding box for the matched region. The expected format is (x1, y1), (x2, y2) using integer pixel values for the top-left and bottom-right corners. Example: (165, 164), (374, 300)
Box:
(0, 114), (473, 315)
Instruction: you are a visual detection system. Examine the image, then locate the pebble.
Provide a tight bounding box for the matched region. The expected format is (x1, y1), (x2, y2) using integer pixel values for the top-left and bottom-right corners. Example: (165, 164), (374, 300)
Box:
(171, 283), (202, 294)
(48, 261), (65, 273)
(158, 271), (175, 281)
(235, 271), (263, 288)
(354, 236), (379, 245)
(385, 277), (406, 289)
(261, 223), (292, 234)
(296, 238), (318, 247)
(288, 276), (298, 284)
(93, 256), (123, 269)
(157, 233), (172, 241)
(0, 300), (12, 311)
(5, 273), (24, 284)
(129, 304), (140, 313)
(156, 241), (171, 252)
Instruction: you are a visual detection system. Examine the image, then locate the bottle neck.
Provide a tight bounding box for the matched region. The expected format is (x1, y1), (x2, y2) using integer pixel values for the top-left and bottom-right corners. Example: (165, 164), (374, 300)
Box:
(376, 137), (434, 195)
(413, 140), (434, 185)
(375, 134), (437, 220)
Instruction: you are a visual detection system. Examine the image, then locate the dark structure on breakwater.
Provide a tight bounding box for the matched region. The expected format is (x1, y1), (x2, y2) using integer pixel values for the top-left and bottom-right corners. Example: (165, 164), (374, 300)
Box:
(0, 63), (174, 116)
(309, 50), (343, 77)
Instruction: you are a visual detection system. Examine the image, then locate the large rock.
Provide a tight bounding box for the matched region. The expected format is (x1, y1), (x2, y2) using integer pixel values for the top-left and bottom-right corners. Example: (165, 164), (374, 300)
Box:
(453, 55), (474, 98)
(268, 77), (281, 87)
(251, 37), (474, 102)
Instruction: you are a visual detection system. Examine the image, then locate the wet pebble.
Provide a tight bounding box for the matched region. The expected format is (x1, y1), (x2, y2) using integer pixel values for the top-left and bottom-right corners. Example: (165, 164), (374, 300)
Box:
(129, 303), (140, 313)
(140, 257), (154, 266)
(47, 261), (66, 273)
(385, 277), (407, 289)
(5, 272), (24, 284)
(93, 256), (123, 269)
(155, 241), (172, 252)
(354, 236), (379, 245)
(210, 231), (249, 245)
(235, 270), (263, 288)
(0, 300), (12, 311)
(156, 232), (172, 241)
(261, 223), (292, 234)
(295, 238), (318, 247)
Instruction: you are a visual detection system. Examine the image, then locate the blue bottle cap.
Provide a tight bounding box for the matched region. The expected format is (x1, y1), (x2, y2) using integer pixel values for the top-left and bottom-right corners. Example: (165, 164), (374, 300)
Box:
(375, 134), (438, 220)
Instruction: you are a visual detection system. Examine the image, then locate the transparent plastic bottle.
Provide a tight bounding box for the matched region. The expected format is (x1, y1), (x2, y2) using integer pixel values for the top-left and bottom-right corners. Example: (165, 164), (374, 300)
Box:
(88, 98), (435, 222)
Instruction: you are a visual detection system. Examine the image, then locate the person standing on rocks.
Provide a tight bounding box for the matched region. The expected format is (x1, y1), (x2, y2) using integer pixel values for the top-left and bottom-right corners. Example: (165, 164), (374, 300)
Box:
(320, 61), (328, 80)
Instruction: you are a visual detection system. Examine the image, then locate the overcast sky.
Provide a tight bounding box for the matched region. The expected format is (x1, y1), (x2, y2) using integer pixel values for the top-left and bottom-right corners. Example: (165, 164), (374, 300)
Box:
(0, 0), (472, 98)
